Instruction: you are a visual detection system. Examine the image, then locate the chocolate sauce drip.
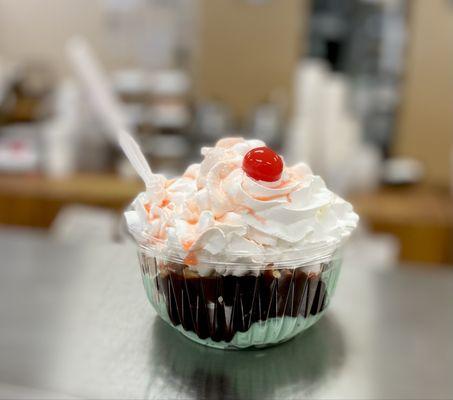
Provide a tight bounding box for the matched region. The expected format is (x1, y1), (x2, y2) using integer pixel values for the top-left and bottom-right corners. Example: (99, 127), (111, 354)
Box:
(155, 262), (330, 343)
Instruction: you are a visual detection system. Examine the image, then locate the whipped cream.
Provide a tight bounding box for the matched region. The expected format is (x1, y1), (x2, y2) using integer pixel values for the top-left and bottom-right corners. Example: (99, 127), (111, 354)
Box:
(125, 138), (358, 273)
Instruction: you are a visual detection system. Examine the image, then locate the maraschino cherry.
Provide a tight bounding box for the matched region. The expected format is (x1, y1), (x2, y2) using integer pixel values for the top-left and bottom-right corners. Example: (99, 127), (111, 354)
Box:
(242, 146), (283, 182)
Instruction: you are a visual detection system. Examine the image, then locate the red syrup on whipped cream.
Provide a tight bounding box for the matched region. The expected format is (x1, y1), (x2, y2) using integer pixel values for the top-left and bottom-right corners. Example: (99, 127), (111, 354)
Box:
(126, 138), (358, 273)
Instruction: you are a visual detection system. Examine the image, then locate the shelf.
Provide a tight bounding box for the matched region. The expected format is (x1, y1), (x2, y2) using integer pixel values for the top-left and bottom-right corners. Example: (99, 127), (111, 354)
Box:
(350, 186), (453, 264)
(0, 173), (143, 228)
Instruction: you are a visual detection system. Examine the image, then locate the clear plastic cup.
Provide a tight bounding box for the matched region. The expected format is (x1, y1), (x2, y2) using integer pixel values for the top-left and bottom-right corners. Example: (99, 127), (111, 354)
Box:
(130, 227), (345, 350)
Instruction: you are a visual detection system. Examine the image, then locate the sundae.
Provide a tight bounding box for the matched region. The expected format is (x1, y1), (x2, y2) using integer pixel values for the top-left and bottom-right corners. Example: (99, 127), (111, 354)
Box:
(126, 138), (358, 349)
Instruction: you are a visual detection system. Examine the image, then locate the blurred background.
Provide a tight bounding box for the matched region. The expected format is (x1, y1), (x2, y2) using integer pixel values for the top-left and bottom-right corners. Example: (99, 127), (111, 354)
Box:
(0, 0), (452, 267)
(0, 1), (453, 398)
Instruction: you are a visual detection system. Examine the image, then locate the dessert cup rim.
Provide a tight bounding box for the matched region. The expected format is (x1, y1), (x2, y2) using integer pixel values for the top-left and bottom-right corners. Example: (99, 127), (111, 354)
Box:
(128, 226), (349, 268)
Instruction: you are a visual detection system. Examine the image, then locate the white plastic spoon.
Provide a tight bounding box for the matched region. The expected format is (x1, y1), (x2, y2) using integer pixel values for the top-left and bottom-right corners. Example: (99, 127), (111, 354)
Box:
(66, 36), (158, 188)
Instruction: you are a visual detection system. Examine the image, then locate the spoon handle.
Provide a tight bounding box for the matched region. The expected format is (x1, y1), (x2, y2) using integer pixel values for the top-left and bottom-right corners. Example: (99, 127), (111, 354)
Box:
(118, 130), (156, 188)
(66, 36), (157, 187)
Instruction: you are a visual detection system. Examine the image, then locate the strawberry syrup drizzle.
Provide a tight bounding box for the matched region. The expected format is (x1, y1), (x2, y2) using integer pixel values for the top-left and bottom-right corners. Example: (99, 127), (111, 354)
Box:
(143, 154), (305, 255)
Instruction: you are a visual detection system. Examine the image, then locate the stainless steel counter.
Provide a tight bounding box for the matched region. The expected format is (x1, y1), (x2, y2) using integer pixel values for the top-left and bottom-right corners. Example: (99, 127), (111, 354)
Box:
(0, 229), (452, 399)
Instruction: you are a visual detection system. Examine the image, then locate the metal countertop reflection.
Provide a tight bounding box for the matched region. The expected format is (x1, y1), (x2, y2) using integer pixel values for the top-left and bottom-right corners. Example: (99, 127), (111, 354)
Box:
(0, 229), (452, 399)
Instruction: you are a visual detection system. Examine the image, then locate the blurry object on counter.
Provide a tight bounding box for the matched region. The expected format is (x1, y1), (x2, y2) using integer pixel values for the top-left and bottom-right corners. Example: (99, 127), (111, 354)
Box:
(343, 224), (399, 271)
(113, 68), (192, 174)
(146, 133), (191, 177)
(334, 144), (381, 195)
(42, 80), (79, 177)
(381, 157), (424, 187)
(194, 101), (233, 143)
(285, 59), (381, 195)
(0, 59), (85, 176)
(151, 69), (190, 99)
(286, 59), (327, 165)
(76, 101), (117, 173)
(113, 68), (192, 171)
(0, 125), (39, 173)
(51, 205), (121, 244)
(0, 60), (16, 115)
(112, 69), (151, 135)
(146, 69), (190, 135)
(0, 62), (55, 125)
(0, 60), (77, 175)
(0, 58), (113, 176)
(248, 100), (283, 148)
(0, 61), (56, 172)
(113, 69), (150, 105)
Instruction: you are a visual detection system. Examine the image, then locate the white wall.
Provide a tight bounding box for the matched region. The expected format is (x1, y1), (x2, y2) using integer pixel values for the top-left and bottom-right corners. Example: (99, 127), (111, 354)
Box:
(0, 0), (113, 76)
(0, 0), (195, 76)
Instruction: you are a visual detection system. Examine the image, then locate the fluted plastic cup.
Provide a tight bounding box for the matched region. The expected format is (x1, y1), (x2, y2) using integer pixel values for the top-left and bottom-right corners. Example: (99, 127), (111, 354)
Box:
(129, 228), (345, 350)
